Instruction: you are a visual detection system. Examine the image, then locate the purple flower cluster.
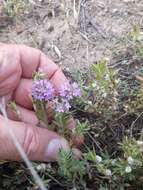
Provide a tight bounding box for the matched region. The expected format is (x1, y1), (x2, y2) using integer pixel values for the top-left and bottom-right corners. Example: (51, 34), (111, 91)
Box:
(31, 78), (81, 113)
(55, 99), (71, 113)
(71, 82), (81, 97)
(31, 79), (55, 101)
(56, 82), (81, 113)
(59, 82), (81, 100)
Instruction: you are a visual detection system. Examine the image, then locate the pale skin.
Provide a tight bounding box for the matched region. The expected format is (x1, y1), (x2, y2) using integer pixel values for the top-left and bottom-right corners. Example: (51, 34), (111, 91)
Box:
(0, 44), (81, 162)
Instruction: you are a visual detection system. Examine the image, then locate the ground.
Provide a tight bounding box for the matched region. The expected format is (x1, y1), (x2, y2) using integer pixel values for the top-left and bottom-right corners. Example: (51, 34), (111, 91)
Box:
(1, 0), (143, 190)
(1, 0), (143, 70)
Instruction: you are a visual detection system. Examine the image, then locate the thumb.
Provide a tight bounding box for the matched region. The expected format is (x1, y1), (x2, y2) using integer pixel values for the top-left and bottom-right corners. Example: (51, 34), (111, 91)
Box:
(0, 116), (70, 162)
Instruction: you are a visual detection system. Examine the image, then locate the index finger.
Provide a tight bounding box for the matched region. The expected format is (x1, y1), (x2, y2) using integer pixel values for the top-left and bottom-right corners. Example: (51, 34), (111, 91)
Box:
(0, 44), (67, 91)
(14, 45), (68, 108)
(19, 45), (67, 89)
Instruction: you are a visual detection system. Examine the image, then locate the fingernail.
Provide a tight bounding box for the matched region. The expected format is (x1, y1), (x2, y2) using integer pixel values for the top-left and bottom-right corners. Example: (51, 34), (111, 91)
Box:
(45, 138), (69, 161)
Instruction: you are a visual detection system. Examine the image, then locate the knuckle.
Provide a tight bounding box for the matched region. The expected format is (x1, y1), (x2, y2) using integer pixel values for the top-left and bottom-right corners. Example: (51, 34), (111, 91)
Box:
(23, 126), (40, 158)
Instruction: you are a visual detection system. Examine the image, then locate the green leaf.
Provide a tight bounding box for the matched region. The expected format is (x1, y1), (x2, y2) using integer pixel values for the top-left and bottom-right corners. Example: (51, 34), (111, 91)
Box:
(91, 59), (107, 81)
(74, 120), (89, 136)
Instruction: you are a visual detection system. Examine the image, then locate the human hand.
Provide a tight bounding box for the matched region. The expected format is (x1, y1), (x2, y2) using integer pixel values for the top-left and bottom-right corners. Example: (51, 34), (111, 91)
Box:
(0, 44), (79, 162)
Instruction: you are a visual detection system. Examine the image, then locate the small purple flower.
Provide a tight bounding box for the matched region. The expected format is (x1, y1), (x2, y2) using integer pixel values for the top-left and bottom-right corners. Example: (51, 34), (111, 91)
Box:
(59, 82), (81, 100)
(59, 82), (73, 100)
(55, 99), (71, 113)
(71, 82), (81, 97)
(31, 79), (55, 101)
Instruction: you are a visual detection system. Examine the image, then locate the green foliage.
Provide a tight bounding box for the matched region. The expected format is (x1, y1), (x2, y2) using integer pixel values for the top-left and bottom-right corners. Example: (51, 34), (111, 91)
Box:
(125, 87), (143, 114)
(33, 100), (49, 125)
(81, 136), (143, 188)
(76, 58), (120, 119)
(53, 113), (71, 137)
(84, 148), (96, 162)
(33, 71), (46, 81)
(128, 25), (141, 42)
(3, 0), (30, 17)
(58, 150), (86, 182)
(121, 137), (143, 161)
(91, 59), (117, 90)
(8, 101), (20, 119)
(128, 25), (143, 58)
(74, 120), (89, 136)
(91, 59), (107, 82)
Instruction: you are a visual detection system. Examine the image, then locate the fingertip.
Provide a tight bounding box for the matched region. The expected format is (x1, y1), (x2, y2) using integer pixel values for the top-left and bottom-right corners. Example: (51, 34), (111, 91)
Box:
(72, 148), (82, 159)
(44, 138), (70, 162)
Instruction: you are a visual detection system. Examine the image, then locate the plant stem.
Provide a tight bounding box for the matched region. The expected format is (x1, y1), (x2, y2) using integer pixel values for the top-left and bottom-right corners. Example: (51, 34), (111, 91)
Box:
(40, 101), (49, 127)
(34, 100), (49, 128)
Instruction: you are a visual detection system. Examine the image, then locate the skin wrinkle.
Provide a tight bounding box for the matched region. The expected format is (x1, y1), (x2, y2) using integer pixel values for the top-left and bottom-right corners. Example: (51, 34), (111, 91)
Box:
(23, 124), (40, 160)
(19, 45), (41, 78)
(49, 67), (61, 81)
(0, 72), (21, 96)
(13, 78), (33, 109)
(0, 118), (18, 160)
(23, 125), (34, 157)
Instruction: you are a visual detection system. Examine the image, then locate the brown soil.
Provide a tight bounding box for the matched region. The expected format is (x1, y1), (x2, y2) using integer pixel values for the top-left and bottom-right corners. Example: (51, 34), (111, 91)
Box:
(0, 0), (143, 71)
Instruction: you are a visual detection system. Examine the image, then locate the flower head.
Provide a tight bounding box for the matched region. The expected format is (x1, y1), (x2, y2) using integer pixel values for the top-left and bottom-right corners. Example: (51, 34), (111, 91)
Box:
(125, 165), (132, 173)
(105, 169), (112, 176)
(96, 155), (102, 163)
(59, 82), (81, 100)
(31, 79), (55, 101)
(127, 156), (134, 165)
(71, 82), (81, 97)
(55, 99), (71, 113)
(59, 82), (73, 100)
(111, 159), (116, 165)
